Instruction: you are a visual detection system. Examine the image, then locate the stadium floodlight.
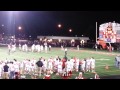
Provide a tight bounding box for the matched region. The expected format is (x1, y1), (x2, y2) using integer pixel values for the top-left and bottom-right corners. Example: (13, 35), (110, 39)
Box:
(58, 24), (62, 28)
(18, 26), (22, 30)
(69, 29), (72, 32)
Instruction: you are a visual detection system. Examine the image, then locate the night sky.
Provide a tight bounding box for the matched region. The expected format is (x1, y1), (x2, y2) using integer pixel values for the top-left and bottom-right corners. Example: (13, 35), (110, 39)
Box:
(0, 11), (120, 40)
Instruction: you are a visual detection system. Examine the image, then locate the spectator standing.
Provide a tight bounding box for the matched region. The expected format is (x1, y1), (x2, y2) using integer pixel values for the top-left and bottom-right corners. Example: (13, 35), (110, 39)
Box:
(3, 63), (9, 79)
(36, 58), (43, 76)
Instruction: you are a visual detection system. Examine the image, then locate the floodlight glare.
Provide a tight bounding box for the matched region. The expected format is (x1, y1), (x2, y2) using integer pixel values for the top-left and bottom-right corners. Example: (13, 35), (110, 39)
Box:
(18, 26), (22, 30)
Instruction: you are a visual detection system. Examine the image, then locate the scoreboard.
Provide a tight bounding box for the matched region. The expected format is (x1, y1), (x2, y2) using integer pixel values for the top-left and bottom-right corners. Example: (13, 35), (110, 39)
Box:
(99, 22), (120, 43)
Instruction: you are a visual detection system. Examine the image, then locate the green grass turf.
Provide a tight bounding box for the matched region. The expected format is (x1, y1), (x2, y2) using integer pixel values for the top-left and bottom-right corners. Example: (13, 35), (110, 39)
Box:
(0, 47), (120, 79)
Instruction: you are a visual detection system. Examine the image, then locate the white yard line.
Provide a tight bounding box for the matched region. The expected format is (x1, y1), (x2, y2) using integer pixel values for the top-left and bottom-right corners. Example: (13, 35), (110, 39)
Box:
(96, 59), (110, 60)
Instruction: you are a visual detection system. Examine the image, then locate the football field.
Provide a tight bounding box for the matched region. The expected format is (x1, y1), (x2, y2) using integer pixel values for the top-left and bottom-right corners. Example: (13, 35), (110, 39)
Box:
(0, 47), (120, 79)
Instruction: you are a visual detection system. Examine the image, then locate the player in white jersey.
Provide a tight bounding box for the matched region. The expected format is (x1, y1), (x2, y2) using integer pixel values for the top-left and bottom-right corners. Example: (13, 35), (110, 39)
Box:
(35, 45), (38, 52)
(40, 57), (44, 62)
(45, 45), (48, 53)
(20, 62), (24, 75)
(14, 44), (16, 52)
(61, 45), (64, 50)
(24, 59), (28, 74)
(9, 62), (15, 79)
(48, 45), (51, 51)
(2, 61), (5, 67)
(53, 57), (56, 66)
(14, 62), (20, 75)
(86, 58), (91, 72)
(7, 62), (11, 74)
(90, 57), (95, 72)
(32, 58), (37, 66)
(30, 59), (36, 73)
(37, 44), (41, 52)
(54, 59), (59, 72)
(77, 45), (79, 50)
(12, 44), (16, 52)
(26, 60), (31, 74)
(70, 59), (74, 71)
(57, 60), (62, 74)
(19, 43), (22, 51)
(48, 58), (53, 71)
(8, 44), (12, 55)
(64, 48), (67, 56)
(28, 60), (33, 74)
(22, 44), (25, 51)
(75, 58), (79, 72)
(32, 58), (37, 72)
(22, 59), (26, 74)
(40, 45), (43, 52)
(81, 59), (85, 73)
(24, 44), (28, 52)
(42, 59), (47, 73)
(66, 60), (71, 73)
(31, 44), (35, 52)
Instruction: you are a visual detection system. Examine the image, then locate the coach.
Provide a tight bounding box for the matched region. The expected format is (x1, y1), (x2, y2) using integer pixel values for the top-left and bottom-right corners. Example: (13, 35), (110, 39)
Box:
(36, 58), (43, 76)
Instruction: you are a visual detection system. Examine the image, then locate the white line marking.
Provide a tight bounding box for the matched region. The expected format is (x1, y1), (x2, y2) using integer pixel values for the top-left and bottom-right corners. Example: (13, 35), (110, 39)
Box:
(96, 59), (110, 60)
